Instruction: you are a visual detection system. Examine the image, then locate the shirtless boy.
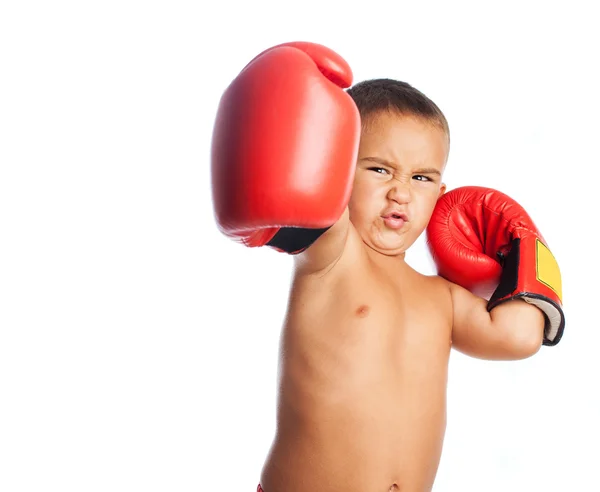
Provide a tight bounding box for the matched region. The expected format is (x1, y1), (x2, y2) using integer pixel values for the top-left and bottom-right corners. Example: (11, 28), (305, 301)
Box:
(210, 42), (565, 492)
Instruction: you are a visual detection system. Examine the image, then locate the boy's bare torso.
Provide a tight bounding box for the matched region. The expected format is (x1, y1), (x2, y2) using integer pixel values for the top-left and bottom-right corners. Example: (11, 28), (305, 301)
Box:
(260, 226), (453, 492)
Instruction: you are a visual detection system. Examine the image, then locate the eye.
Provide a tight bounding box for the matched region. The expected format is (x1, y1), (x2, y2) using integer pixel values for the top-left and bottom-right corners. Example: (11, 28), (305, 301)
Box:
(413, 175), (432, 182)
(368, 167), (388, 175)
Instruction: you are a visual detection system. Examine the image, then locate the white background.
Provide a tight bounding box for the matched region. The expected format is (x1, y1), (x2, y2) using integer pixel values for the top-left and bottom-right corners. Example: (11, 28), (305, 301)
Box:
(1, 1), (598, 491)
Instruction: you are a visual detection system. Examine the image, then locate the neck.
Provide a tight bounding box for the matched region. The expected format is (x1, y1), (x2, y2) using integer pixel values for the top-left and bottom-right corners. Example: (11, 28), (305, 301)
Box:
(365, 243), (407, 266)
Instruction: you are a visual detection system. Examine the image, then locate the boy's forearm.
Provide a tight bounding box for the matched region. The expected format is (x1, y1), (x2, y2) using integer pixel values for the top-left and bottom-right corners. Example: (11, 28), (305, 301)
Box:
(489, 299), (545, 358)
(451, 283), (543, 361)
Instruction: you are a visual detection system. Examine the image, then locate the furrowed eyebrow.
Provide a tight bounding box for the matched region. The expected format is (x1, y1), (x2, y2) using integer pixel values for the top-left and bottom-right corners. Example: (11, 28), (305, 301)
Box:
(413, 167), (441, 176)
(360, 157), (391, 165)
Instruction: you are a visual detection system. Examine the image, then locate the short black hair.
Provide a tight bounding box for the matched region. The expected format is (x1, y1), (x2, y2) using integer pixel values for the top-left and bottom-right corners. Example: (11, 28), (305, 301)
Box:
(346, 78), (449, 139)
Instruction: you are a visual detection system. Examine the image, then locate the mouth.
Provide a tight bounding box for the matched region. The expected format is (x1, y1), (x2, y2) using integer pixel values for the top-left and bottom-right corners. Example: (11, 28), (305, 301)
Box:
(383, 212), (408, 221)
(382, 212), (408, 229)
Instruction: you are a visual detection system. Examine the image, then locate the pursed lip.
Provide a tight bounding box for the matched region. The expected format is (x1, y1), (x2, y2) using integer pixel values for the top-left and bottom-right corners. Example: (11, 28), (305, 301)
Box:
(381, 210), (409, 221)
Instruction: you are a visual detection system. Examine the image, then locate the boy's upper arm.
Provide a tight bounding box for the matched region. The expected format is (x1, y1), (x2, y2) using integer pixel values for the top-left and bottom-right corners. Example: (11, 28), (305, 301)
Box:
(292, 207), (350, 275)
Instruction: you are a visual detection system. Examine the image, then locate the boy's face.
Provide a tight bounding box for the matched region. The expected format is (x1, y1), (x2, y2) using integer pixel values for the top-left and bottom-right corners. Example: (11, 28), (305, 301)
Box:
(348, 111), (449, 257)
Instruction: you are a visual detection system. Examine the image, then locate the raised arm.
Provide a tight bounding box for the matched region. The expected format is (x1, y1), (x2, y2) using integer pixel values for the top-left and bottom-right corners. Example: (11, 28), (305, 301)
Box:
(210, 41), (360, 273)
(448, 280), (545, 360)
(426, 186), (565, 359)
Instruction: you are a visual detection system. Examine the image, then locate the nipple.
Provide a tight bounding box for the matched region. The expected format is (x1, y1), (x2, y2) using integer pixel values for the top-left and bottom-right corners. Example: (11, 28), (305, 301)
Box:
(355, 304), (370, 318)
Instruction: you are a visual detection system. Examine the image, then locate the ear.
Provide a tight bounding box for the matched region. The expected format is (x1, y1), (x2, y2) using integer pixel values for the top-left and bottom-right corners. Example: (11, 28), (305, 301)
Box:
(438, 182), (446, 198)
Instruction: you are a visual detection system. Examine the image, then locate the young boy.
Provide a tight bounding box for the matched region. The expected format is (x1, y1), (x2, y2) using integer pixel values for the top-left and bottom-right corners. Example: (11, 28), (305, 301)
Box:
(211, 42), (564, 492)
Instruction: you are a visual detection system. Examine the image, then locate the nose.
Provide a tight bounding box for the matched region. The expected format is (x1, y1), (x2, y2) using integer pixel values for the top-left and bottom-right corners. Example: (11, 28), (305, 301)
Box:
(387, 179), (412, 204)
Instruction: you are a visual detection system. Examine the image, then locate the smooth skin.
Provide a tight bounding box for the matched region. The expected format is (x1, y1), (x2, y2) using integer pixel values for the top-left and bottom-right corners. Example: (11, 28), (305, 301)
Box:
(259, 111), (545, 492)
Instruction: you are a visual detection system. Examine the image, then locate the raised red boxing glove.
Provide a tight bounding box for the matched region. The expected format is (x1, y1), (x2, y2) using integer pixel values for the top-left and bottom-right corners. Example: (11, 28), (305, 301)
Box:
(426, 186), (565, 346)
(211, 41), (361, 253)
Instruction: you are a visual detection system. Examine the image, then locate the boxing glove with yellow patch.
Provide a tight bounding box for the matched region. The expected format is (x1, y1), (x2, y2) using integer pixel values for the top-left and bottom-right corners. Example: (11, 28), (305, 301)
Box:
(426, 186), (565, 346)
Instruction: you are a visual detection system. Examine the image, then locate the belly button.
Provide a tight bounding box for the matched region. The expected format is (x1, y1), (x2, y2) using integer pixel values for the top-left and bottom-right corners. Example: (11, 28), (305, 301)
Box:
(355, 304), (370, 318)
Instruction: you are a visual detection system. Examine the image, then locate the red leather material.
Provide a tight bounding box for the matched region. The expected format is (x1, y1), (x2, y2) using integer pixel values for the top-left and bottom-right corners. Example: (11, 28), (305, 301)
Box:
(211, 41), (361, 248)
(427, 186), (542, 295)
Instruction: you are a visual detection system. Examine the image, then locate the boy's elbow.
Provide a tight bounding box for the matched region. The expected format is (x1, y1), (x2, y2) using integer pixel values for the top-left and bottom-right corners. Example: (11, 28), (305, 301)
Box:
(505, 325), (544, 359)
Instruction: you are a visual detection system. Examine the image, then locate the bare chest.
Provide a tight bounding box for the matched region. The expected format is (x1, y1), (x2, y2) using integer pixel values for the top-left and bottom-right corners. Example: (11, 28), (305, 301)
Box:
(283, 265), (452, 395)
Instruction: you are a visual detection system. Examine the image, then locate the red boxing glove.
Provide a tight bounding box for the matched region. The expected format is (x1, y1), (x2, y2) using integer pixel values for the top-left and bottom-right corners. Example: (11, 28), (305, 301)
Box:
(211, 41), (361, 253)
(426, 186), (565, 346)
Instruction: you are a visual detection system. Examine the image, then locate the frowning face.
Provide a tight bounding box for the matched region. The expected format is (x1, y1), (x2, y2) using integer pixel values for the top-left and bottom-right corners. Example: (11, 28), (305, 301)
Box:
(349, 111), (449, 256)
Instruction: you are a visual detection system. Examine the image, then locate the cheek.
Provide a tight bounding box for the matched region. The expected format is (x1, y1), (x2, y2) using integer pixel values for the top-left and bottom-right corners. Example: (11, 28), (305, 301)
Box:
(413, 190), (439, 220)
(350, 177), (369, 202)
(349, 181), (382, 219)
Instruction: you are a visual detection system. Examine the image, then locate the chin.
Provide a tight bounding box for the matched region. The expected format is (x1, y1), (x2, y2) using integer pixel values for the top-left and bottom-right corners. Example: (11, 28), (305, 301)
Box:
(368, 240), (408, 256)
(356, 224), (412, 255)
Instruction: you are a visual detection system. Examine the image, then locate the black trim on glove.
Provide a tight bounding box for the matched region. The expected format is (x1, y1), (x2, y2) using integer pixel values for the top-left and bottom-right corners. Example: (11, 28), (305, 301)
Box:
(489, 238), (520, 306)
(266, 226), (331, 254)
